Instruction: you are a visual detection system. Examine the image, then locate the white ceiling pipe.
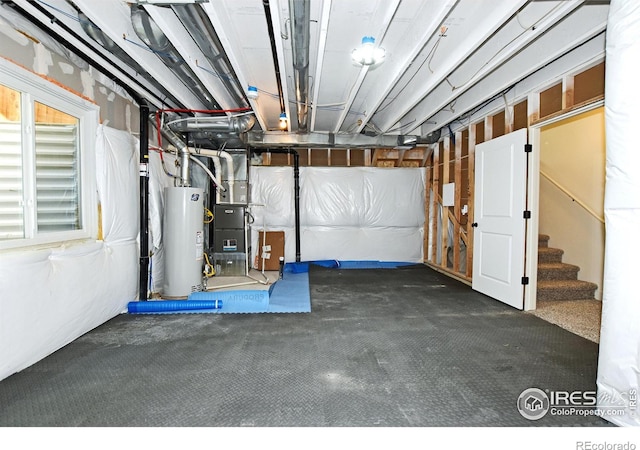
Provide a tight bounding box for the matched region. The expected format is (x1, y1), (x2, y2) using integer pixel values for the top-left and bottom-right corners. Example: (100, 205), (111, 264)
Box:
(190, 148), (235, 203)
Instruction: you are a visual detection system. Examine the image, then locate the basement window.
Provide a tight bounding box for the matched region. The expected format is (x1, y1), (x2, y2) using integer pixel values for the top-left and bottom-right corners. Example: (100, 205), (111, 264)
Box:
(0, 59), (99, 250)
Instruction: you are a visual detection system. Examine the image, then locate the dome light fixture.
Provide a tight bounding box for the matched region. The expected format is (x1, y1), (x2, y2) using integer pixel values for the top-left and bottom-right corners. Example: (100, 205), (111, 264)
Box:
(247, 85), (259, 99)
(279, 112), (288, 130)
(351, 36), (385, 66)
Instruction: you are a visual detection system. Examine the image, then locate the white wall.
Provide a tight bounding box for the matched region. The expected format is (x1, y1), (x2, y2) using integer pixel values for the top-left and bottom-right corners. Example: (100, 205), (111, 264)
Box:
(250, 166), (426, 264)
(0, 25), (140, 381)
(539, 107), (605, 299)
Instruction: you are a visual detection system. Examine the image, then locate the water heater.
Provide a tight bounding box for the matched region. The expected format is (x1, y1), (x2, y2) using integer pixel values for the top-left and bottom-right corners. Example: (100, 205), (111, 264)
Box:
(163, 186), (204, 298)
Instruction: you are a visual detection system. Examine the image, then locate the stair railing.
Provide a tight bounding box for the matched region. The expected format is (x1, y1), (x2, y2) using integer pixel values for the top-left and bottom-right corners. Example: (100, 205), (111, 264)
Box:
(540, 170), (604, 224)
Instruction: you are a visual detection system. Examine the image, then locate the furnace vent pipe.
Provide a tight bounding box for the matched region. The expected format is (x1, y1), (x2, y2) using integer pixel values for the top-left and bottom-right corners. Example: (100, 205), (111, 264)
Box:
(161, 126), (191, 186)
(190, 148), (235, 203)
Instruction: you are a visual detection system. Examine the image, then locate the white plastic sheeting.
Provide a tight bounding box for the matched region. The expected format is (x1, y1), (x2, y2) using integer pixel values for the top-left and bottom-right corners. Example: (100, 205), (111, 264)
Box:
(250, 166), (425, 264)
(0, 125), (139, 381)
(147, 149), (178, 293)
(596, 0), (640, 427)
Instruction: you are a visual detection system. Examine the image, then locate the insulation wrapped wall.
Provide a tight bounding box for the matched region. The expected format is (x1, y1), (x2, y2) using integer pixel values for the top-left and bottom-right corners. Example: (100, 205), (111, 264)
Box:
(0, 125), (138, 381)
(596, 0), (640, 427)
(250, 166), (425, 264)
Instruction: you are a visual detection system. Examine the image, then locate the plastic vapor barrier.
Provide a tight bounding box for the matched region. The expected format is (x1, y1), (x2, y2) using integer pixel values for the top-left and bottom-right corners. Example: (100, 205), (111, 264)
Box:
(147, 150), (179, 294)
(596, 0), (640, 427)
(0, 125), (138, 381)
(250, 166), (425, 264)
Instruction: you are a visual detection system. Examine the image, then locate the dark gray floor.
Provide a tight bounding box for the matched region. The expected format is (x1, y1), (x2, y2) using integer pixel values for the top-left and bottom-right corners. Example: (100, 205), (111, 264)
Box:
(0, 265), (611, 426)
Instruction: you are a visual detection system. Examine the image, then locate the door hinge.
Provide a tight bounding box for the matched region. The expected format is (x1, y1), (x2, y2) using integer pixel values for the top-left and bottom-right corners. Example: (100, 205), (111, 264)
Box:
(522, 276), (529, 285)
(523, 210), (531, 219)
(524, 144), (532, 153)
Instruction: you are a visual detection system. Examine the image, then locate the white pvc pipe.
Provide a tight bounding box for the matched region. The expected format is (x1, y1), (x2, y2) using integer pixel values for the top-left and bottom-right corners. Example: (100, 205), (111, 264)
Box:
(190, 148), (235, 203)
(188, 155), (224, 192)
(210, 156), (222, 203)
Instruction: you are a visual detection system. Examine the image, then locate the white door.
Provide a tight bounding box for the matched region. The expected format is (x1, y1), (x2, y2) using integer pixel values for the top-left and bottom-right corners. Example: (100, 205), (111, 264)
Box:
(472, 129), (528, 309)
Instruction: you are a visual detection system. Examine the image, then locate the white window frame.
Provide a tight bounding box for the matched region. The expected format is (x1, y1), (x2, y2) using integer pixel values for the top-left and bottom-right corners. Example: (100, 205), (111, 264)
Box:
(0, 58), (99, 251)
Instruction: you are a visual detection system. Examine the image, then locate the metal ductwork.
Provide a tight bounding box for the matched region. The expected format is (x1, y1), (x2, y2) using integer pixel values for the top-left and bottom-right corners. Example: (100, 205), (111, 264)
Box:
(245, 130), (420, 149)
(167, 115), (256, 133)
(130, 5), (218, 109)
(171, 4), (248, 109)
(289, 0), (310, 132)
(77, 12), (184, 109)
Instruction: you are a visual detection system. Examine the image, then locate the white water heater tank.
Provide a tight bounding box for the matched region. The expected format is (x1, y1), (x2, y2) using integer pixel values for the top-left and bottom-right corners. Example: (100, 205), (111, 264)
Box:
(163, 186), (204, 298)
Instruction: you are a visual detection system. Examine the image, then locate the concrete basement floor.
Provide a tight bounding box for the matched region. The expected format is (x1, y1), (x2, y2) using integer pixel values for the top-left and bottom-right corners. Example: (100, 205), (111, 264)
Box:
(0, 264), (611, 427)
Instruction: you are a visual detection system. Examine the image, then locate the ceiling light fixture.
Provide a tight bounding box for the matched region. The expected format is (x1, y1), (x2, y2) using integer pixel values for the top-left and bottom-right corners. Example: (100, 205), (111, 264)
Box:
(279, 112), (288, 130)
(351, 36), (385, 66)
(247, 85), (259, 99)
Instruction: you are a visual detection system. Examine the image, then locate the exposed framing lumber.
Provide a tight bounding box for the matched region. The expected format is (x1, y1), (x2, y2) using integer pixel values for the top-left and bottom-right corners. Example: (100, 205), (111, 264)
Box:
(430, 147), (440, 264)
(440, 139), (450, 269)
(453, 131), (462, 272)
(466, 123), (477, 278)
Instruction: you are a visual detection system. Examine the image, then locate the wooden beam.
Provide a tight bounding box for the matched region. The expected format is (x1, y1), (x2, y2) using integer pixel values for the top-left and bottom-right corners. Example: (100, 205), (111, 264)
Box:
(424, 161), (432, 263)
(453, 131), (462, 273)
(466, 122), (477, 278)
(430, 146), (440, 264)
(441, 138), (450, 269)
(371, 148), (380, 166)
(484, 115), (493, 142)
(562, 74), (575, 110)
(527, 92), (540, 125)
(505, 102), (514, 134)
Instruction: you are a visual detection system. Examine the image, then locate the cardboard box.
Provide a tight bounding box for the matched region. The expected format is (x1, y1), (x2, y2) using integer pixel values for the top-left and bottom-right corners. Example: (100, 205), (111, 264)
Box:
(256, 231), (285, 271)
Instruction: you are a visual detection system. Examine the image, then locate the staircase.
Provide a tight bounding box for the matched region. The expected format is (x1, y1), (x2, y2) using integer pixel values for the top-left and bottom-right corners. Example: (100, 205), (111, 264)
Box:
(537, 234), (598, 301)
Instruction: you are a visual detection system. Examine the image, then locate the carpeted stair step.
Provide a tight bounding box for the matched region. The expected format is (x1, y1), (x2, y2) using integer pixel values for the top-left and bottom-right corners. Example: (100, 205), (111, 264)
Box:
(538, 247), (564, 264)
(537, 279), (598, 301)
(538, 234), (550, 248)
(537, 262), (580, 281)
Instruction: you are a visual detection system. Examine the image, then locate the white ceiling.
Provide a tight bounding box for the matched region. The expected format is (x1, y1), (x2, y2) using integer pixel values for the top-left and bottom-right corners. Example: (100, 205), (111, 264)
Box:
(4, 0), (610, 145)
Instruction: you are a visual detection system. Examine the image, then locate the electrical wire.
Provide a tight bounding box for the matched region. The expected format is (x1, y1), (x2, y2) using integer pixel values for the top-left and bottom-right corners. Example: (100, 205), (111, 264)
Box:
(444, 2), (564, 92)
(204, 207), (214, 224)
(203, 252), (215, 277)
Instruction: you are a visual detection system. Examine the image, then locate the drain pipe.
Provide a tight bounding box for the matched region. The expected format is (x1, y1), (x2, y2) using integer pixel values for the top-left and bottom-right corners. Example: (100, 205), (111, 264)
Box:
(260, 148), (301, 262)
(139, 102), (151, 301)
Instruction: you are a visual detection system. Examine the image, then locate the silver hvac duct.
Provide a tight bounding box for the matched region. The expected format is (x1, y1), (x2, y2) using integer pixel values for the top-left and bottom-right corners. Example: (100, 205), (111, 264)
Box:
(289, 0), (310, 132)
(160, 125), (191, 186)
(171, 4), (248, 109)
(77, 12), (183, 109)
(245, 130), (420, 149)
(166, 115), (256, 133)
(130, 6), (218, 109)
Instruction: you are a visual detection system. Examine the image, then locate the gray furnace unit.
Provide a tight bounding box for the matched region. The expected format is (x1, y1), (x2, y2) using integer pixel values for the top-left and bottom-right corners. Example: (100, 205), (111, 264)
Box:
(213, 204), (248, 276)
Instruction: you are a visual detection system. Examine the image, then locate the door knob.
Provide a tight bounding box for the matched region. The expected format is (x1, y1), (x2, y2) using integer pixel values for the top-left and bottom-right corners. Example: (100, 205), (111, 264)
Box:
(471, 222), (478, 227)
